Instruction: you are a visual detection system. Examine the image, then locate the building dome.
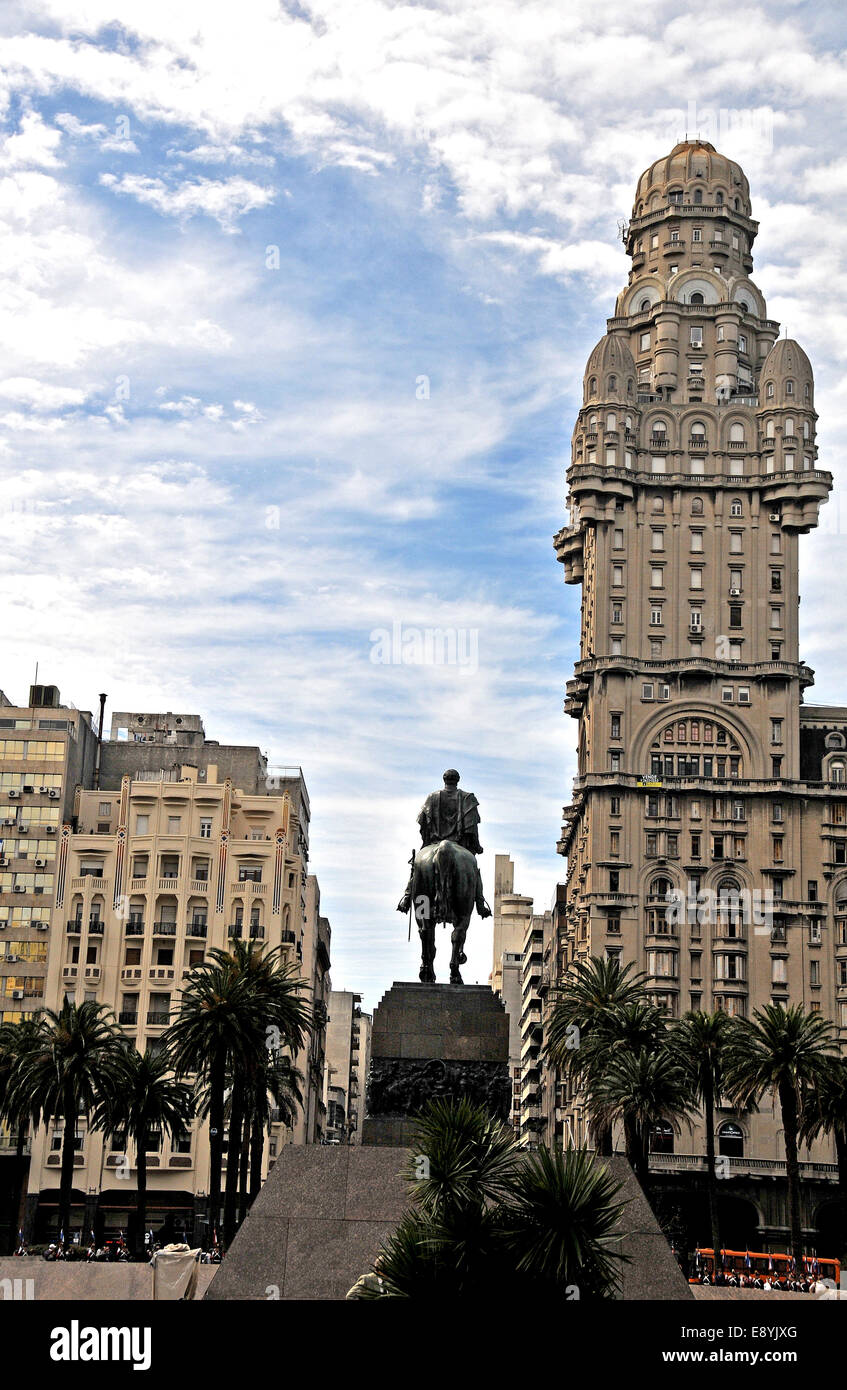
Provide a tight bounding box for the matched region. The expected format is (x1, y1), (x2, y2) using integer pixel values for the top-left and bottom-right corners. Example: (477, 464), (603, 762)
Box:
(583, 334), (636, 403)
(760, 338), (814, 408)
(632, 140), (751, 218)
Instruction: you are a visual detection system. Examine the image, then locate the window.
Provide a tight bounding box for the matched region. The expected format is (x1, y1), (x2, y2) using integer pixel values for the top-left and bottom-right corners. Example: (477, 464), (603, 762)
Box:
(690, 530), (703, 552)
(772, 958), (787, 985)
(730, 499), (742, 517)
(613, 528), (624, 549)
(651, 567), (664, 587)
(690, 327), (703, 347)
(642, 683), (654, 700)
(612, 564), (623, 585)
(611, 603), (623, 624)
(640, 332), (650, 351)
(98, 801), (110, 817)
(690, 567), (702, 589)
(650, 607), (663, 626)
(167, 816), (181, 834)
(692, 226), (702, 241)
(729, 604), (742, 628)
(808, 880), (818, 902)
(738, 687), (750, 704)
(135, 815), (149, 835)
(609, 831), (620, 856)
(610, 714), (621, 739)
(729, 530), (743, 553)
(692, 497), (703, 515)
(771, 719), (783, 744)
(610, 797), (620, 816)
(722, 688), (733, 703)
(770, 607), (782, 629)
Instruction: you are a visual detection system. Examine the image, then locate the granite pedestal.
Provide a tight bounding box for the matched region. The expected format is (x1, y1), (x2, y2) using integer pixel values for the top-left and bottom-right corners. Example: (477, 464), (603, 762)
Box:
(361, 982), (511, 1146)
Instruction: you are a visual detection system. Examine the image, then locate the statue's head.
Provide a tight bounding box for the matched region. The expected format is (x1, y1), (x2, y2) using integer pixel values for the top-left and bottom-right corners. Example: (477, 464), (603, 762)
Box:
(442, 769), (460, 786)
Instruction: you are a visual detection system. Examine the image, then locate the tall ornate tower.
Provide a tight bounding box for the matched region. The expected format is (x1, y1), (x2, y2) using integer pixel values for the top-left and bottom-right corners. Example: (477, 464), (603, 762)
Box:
(554, 141), (839, 1168)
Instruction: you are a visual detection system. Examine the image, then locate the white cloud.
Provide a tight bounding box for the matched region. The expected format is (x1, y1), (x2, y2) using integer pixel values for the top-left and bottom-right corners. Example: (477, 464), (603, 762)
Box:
(98, 172), (275, 231)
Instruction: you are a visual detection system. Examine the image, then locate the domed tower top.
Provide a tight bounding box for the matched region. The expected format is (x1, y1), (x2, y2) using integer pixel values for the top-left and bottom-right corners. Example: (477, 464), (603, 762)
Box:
(582, 333), (635, 404)
(632, 140), (752, 219)
(760, 338), (814, 409)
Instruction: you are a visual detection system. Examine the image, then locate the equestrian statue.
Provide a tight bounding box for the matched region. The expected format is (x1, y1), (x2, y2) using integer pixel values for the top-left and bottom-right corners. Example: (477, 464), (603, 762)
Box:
(397, 769), (492, 985)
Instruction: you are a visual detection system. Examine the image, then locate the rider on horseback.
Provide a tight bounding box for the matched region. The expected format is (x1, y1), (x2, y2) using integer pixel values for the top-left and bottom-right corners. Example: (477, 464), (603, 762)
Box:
(397, 769), (491, 918)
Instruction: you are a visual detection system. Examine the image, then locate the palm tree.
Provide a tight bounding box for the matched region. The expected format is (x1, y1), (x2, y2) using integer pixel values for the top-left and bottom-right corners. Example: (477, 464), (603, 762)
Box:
(165, 952), (263, 1251)
(166, 943), (311, 1249)
(365, 1099), (626, 1299)
(92, 1048), (194, 1258)
(673, 1009), (736, 1264)
(800, 1056), (847, 1253)
(546, 956), (649, 1153)
(0, 1017), (42, 1252)
(247, 1050), (304, 1208)
(591, 1045), (696, 1188)
(6, 1001), (125, 1245)
(725, 1004), (838, 1267)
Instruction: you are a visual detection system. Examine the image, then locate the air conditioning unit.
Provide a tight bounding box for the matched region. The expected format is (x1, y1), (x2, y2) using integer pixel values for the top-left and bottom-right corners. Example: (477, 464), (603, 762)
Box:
(729, 587), (741, 596)
(18, 825), (28, 833)
(39, 787), (49, 794)
(46, 826), (56, 835)
(48, 790), (58, 799)
(35, 858), (45, 867)
(3, 818), (14, 826)
(10, 990), (23, 1000)
(8, 790), (18, 799)
(13, 886), (24, 894)
(769, 513), (780, 522)
(36, 923), (49, 932)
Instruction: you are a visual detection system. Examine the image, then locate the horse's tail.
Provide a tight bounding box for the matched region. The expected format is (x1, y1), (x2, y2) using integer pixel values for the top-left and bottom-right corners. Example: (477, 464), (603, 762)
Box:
(433, 842), (453, 924)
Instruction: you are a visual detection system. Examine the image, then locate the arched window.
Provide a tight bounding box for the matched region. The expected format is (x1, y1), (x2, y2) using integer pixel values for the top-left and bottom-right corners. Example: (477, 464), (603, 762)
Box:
(693, 188), (702, 205)
(716, 190), (724, 205)
(804, 383), (811, 401)
(831, 760), (846, 785)
(692, 497), (704, 515)
(640, 298), (650, 312)
(766, 419), (775, 439)
(650, 1122), (675, 1154)
(730, 498), (743, 516)
(690, 292), (705, 305)
(826, 731), (846, 750)
(608, 375), (617, 393)
(588, 376), (597, 396)
(739, 301), (749, 314)
(652, 495), (664, 512)
(730, 423), (745, 443)
(649, 875), (673, 901)
(606, 412), (616, 430)
(717, 878), (743, 937)
(625, 414), (633, 430)
(589, 413), (597, 429)
(669, 188), (683, 204)
(627, 377), (634, 396)
(734, 197), (740, 210)
(803, 421), (810, 439)
(652, 419), (667, 436)
(718, 1123), (744, 1158)
(766, 381), (774, 398)
(691, 421), (706, 438)
(784, 416), (794, 436)
(786, 379), (794, 396)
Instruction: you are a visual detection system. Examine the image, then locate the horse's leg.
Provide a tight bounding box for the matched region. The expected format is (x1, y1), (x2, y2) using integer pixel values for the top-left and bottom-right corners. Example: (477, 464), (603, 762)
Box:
(419, 912), (436, 984)
(449, 913), (471, 984)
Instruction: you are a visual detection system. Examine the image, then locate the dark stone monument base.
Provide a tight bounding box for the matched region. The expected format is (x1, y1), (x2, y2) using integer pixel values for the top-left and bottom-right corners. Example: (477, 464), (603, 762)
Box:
(204, 1147), (693, 1300)
(362, 982), (510, 1146)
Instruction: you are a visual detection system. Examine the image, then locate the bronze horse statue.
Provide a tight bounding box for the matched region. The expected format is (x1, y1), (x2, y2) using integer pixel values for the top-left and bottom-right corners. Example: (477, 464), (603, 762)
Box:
(408, 838), (479, 984)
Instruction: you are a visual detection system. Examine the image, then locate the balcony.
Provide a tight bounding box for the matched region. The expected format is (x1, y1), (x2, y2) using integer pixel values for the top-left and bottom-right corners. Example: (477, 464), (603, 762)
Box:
(125, 920), (145, 936)
(153, 921), (178, 936)
(227, 923), (243, 937)
(66, 919), (82, 933)
(186, 922), (207, 938)
(149, 967), (176, 983)
(190, 879), (210, 894)
(158, 876), (180, 891)
(88, 920), (104, 935)
(146, 1011), (170, 1026)
(232, 879), (266, 894)
(119, 1010), (138, 1026)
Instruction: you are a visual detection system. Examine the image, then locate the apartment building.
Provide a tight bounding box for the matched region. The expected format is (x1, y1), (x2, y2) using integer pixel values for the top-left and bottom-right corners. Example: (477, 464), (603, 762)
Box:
(324, 990), (372, 1144)
(17, 706), (330, 1244)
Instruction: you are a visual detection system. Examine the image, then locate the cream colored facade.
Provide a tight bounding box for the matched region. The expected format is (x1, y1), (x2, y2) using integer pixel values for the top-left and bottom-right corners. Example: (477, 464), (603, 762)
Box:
(324, 990), (371, 1144)
(21, 719), (330, 1243)
(554, 141), (844, 1185)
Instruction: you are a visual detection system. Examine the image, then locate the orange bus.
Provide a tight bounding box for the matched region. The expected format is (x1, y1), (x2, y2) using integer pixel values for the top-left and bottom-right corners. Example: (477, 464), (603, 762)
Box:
(689, 1247), (840, 1288)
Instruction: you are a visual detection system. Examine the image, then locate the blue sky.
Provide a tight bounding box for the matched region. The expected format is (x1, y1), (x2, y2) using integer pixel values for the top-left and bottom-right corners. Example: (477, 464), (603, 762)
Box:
(2, 1), (847, 1010)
